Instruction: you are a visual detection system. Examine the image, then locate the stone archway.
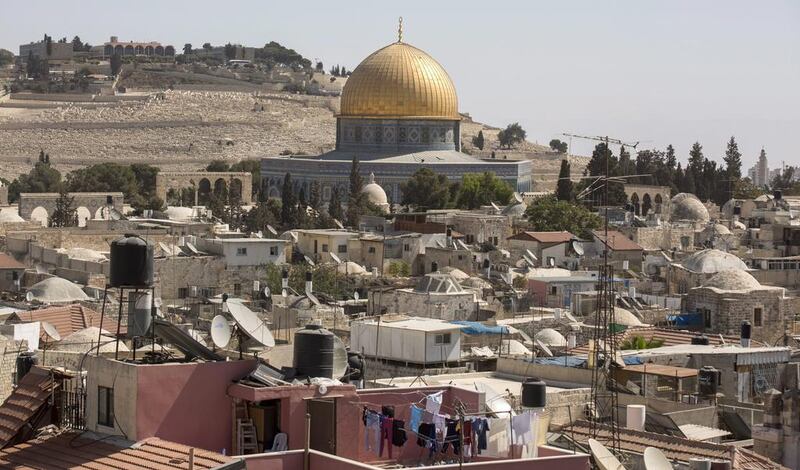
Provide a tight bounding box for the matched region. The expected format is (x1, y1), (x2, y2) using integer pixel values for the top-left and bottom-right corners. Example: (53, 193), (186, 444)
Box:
(165, 45), (175, 56)
(145, 45), (154, 56)
(642, 193), (652, 216)
(76, 206), (91, 227)
(198, 178), (211, 204)
(214, 178), (228, 198)
(630, 193), (640, 215)
(155, 46), (164, 56)
(155, 171), (253, 205)
(30, 206), (48, 227)
(654, 194), (663, 214)
(124, 45), (134, 56)
(114, 45), (123, 55)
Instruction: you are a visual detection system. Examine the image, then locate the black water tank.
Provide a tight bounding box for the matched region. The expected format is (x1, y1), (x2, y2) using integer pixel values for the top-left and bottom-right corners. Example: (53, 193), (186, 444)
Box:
(698, 366), (720, 396)
(691, 335), (710, 345)
(774, 190), (782, 200)
(521, 377), (547, 408)
(293, 324), (335, 379)
(16, 352), (38, 384)
(110, 234), (154, 287)
(431, 261), (438, 272)
(733, 206), (741, 215)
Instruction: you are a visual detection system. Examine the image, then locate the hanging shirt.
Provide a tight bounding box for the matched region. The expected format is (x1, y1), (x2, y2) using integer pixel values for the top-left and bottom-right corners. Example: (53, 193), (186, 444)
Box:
(433, 413), (446, 437)
(409, 405), (423, 435)
(365, 411), (381, 453)
(392, 419), (407, 447)
(379, 416), (394, 458)
(473, 418), (490, 452)
(425, 391), (443, 414)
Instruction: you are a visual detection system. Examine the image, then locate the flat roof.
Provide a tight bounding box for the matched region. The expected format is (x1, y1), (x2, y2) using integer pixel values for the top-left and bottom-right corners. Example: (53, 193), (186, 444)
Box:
(356, 316), (465, 332)
(622, 363), (698, 378)
(211, 237), (286, 243)
(375, 371), (573, 394)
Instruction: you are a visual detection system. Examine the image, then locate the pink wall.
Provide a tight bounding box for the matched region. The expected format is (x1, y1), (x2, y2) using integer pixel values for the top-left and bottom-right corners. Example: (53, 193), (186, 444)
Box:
(244, 450), (304, 470)
(528, 280), (547, 305)
(136, 359), (256, 453)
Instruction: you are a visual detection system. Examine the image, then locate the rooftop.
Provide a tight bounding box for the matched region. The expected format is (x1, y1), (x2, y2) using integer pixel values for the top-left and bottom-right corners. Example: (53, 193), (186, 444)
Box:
(592, 230), (643, 251)
(356, 316), (465, 333)
(509, 231), (576, 243)
(0, 253), (24, 270)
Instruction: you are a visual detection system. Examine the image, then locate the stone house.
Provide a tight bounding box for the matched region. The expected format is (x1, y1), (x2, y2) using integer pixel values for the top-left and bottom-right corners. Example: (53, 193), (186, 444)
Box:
(589, 230), (644, 271)
(196, 237), (287, 267)
(506, 231), (579, 268)
(368, 272), (478, 321)
(0, 253), (24, 292)
(667, 249), (750, 294)
(685, 269), (790, 345)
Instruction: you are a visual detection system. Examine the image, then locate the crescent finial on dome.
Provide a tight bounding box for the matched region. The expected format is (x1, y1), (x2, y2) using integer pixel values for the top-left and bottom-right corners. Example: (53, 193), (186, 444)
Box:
(369, 172), (376, 184)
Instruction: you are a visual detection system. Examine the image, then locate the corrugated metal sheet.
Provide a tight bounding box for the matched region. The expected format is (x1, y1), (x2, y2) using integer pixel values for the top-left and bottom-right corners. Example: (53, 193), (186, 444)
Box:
(0, 367), (57, 448)
(10, 304), (107, 340)
(0, 433), (232, 469)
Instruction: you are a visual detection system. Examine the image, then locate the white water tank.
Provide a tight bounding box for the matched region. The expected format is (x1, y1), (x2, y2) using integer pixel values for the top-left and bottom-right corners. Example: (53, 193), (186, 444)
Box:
(553, 308), (561, 321)
(626, 404), (646, 431)
(567, 332), (576, 349)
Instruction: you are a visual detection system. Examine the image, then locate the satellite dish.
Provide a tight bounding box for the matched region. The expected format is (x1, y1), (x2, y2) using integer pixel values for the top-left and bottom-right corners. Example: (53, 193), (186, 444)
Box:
(490, 201), (501, 212)
(548, 258), (556, 267)
(512, 192), (523, 204)
(332, 335), (348, 379)
(304, 255), (316, 267)
(353, 291), (360, 301)
(572, 240), (585, 256)
(333, 219), (345, 230)
(255, 231), (263, 238)
(262, 286), (271, 299)
(211, 315), (232, 348)
(25, 291), (34, 302)
(589, 439), (626, 470)
(643, 447), (672, 470)
(226, 301), (275, 348)
(267, 224), (278, 236)
(318, 384), (328, 395)
(281, 288), (288, 298)
(535, 338), (553, 357)
(330, 252), (342, 264)
(41, 321), (61, 342)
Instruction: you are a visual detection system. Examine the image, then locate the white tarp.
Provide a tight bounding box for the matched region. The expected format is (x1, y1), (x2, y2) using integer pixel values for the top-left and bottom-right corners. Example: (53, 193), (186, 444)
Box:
(14, 322), (40, 351)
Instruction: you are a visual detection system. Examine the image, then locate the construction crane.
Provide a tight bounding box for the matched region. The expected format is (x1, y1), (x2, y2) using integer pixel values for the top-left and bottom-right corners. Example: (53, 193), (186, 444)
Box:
(562, 132), (644, 458)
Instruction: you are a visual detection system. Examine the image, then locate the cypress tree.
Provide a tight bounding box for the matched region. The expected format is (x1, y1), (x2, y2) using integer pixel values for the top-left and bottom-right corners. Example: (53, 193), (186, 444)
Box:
(556, 159), (573, 201)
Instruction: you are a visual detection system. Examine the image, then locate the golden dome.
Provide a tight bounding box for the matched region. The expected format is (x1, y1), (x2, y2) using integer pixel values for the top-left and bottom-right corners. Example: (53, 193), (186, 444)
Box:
(339, 41), (459, 120)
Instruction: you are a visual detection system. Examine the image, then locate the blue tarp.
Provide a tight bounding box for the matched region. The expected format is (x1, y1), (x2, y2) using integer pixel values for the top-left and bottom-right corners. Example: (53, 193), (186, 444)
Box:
(450, 321), (509, 335)
(667, 313), (703, 327)
(623, 356), (643, 365)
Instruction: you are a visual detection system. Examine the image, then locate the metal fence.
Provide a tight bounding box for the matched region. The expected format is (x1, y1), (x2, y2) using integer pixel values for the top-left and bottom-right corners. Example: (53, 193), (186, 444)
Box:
(55, 377), (86, 431)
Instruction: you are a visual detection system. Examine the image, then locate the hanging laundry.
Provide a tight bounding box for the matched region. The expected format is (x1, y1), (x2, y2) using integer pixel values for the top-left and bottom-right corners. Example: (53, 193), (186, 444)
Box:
(379, 416), (394, 458)
(409, 405), (423, 435)
(381, 405), (395, 418)
(484, 417), (510, 458)
(473, 418), (490, 454)
(511, 412), (533, 445)
(433, 413), (446, 437)
(441, 418), (460, 455)
(425, 391), (444, 414)
(365, 411), (381, 453)
(392, 419), (407, 447)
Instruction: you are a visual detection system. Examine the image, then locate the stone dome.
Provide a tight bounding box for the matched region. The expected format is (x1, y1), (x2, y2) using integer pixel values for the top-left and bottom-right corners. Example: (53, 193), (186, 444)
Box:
(704, 224), (731, 236)
(0, 208), (25, 223)
(733, 220), (746, 230)
(534, 328), (567, 347)
(27, 277), (90, 303)
(681, 249), (748, 273)
(703, 269), (761, 291)
(340, 41), (459, 120)
(361, 173), (389, 211)
(586, 307), (643, 327)
(671, 193), (710, 222)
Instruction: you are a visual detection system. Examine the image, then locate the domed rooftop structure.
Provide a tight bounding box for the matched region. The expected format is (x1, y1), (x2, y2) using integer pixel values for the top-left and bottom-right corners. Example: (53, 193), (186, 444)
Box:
(340, 41), (458, 120)
(165, 206), (195, 222)
(702, 269), (761, 291)
(733, 220), (746, 230)
(0, 208), (25, 223)
(681, 249), (748, 273)
(413, 273), (464, 294)
(703, 224), (731, 236)
(671, 193), (710, 222)
(586, 307), (643, 327)
(361, 173), (389, 212)
(27, 277), (90, 303)
(534, 328), (567, 347)
(439, 266), (469, 281)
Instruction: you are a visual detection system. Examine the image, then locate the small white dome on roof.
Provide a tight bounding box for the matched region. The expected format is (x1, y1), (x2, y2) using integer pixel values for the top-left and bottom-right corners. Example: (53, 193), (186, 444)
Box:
(337, 261), (367, 275)
(586, 307), (643, 327)
(534, 328), (567, 347)
(361, 173), (389, 212)
(0, 208), (25, 223)
(27, 277), (90, 303)
(671, 193), (710, 222)
(733, 220), (746, 230)
(703, 269), (761, 291)
(704, 224), (731, 235)
(165, 206), (195, 221)
(681, 249), (748, 273)
(439, 266), (469, 281)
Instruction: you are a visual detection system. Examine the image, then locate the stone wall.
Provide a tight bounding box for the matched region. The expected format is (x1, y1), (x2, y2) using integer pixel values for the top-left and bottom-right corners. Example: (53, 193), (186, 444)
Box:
(18, 192), (124, 221)
(686, 288), (788, 345)
(0, 337), (25, 403)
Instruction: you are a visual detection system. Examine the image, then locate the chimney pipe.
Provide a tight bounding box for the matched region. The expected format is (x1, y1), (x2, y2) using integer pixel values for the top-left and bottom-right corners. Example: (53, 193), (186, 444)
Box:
(305, 271), (312, 295)
(282, 267), (289, 289)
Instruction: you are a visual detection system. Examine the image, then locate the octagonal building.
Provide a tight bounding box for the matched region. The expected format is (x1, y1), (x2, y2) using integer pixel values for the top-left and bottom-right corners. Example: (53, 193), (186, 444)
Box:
(260, 34), (532, 204)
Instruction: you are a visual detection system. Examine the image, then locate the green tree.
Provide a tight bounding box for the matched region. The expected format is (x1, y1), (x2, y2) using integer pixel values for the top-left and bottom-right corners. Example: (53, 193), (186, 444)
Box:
(49, 187), (77, 227)
(556, 159), (573, 201)
(183, 43), (192, 55)
(724, 136), (742, 180)
(472, 131), (485, 151)
(206, 160), (230, 172)
(346, 155), (364, 228)
(202, 42), (213, 51)
(497, 123), (526, 149)
(619, 336), (664, 350)
(524, 195), (602, 239)
(399, 168), (452, 210)
(309, 181), (322, 212)
(455, 172), (513, 209)
(8, 161), (62, 202)
(387, 261), (411, 277)
(66, 163), (139, 198)
(328, 186), (344, 221)
(579, 142), (626, 207)
(110, 53), (122, 76)
(71, 36), (84, 52)
(280, 173), (298, 227)
(549, 139), (568, 153)
(229, 159), (261, 198)
(245, 198), (281, 234)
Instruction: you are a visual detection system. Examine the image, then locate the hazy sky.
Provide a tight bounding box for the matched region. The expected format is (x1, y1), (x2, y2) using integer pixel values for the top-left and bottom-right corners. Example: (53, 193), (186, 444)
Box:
(2, 0), (798, 169)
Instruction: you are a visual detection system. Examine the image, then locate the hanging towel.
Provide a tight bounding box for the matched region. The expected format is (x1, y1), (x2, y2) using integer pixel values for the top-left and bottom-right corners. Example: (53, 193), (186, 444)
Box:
(365, 411), (381, 453)
(511, 412), (532, 444)
(409, 405), (423, 435)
